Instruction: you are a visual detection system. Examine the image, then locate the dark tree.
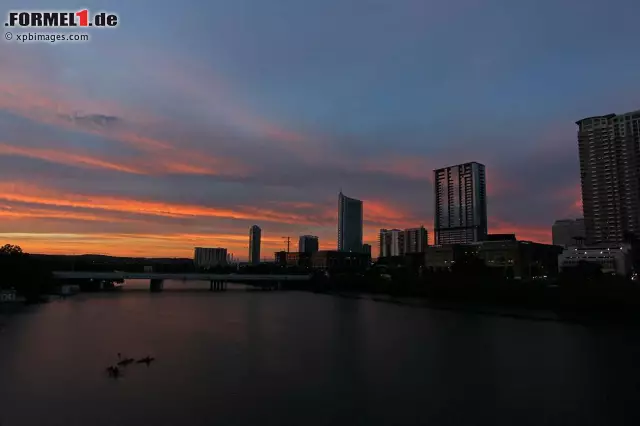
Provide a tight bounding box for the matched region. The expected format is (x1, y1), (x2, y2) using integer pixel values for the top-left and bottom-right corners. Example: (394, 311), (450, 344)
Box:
(0, 244), (23, 255)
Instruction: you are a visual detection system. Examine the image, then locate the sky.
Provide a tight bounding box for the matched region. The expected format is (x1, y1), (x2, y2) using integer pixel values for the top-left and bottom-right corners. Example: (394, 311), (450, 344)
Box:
(0, 0), (639, 259)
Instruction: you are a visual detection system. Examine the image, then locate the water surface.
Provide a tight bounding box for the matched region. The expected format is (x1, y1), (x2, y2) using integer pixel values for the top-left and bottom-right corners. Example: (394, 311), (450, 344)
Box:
(1, 282), (640, 426)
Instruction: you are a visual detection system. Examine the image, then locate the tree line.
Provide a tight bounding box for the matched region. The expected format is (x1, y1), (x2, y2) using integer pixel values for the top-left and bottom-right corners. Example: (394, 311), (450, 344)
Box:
(0, 244), (56, 302)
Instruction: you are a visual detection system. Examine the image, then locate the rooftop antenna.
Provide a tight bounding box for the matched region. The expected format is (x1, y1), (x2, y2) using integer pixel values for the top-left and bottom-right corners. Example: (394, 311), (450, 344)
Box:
(282, 236), (291, 253)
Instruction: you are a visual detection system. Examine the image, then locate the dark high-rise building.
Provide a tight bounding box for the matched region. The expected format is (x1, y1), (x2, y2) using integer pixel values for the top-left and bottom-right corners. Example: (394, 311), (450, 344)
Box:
(404, 226), (428, 253)
(379, 227), (428, 258)
(577, 110), (640, 244)
(434, 162), (487, 245)
(249, 225), (261, 265)
(338, 192), (364, 252)
(379, 229), (405, 257)
(299, 235), (319, 253)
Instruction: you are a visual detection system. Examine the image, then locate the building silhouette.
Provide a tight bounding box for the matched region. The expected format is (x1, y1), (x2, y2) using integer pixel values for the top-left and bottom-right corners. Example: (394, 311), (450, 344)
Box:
(433, 162), (487, 245)
(299, 235), (319, 253)
(404, 226), (428, 253)
(379, 226), (428, 258)
(194, 247), (228, 268)
(338, 191), (363, 252)
(249, 225), (261, 265)
(552, 219), (585, 248)
(577, 110), (640, 244)
(379, 229), (405, 257)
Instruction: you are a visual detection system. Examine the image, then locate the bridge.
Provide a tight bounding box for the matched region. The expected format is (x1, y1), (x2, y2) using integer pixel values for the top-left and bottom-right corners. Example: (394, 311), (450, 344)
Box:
(52, 271), (312, 292)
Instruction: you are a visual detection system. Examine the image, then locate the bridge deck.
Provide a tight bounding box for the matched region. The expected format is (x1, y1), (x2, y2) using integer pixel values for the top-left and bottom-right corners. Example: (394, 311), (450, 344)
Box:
(52, 271), (312, 281)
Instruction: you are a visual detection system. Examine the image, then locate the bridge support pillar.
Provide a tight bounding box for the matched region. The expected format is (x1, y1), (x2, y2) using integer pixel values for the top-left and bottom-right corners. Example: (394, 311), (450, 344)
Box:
(150, 279), (164, 292)
(210, 280), (226, 292)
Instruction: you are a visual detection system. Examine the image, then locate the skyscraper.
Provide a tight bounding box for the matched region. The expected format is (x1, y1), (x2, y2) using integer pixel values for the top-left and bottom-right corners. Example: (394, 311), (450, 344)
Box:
(434, 162), (487, 245)
(379, 229), (405, 257)
(249, 225), (261, 265)
(404, 226), (429, 253)
(299, 235), (319, 253)
(552, 219), (585, 247)
(338, 192), (364, 252)
(577, 110), (640, 244)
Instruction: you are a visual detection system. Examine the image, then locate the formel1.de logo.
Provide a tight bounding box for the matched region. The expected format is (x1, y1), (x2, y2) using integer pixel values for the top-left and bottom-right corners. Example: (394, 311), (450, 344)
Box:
(5, 10), (118, 28)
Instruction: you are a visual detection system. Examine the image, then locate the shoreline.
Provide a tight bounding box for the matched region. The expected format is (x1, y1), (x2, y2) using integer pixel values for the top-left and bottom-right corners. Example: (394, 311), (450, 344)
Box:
(314, 290), (640, 327)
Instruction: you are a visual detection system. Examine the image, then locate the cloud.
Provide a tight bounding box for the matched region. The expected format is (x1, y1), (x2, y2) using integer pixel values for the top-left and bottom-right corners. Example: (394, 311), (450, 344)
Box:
(0, 142), (146, 175)
(70, 113), (121, 128)
(0, 182), (333, 226)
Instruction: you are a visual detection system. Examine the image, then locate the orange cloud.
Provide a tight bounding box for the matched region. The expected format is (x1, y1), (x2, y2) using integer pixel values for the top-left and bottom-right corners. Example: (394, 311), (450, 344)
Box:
(0, 206), (127, 223)
(0, 182), (325, 225)
(0, 231), (295, 258)
(364, 199), (423, 226)
(0, 142), (146, 174)
(0, 136), (250, 178)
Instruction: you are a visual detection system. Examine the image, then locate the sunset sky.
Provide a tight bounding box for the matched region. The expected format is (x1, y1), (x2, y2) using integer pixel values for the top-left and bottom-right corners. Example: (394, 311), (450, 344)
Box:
(1, 0), (639, 259)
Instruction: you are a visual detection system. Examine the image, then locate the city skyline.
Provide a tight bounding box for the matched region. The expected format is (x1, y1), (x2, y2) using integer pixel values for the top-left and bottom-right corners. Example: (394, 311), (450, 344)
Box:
(1, 0), (638, 259)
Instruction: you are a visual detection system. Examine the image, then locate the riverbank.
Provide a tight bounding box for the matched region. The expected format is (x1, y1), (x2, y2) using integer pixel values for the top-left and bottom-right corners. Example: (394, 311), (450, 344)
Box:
(315, 290), (640, 326)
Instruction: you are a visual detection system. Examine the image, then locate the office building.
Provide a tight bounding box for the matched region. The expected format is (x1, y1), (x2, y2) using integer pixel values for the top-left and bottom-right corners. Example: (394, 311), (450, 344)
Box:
(274, 251), (312, 267)
(299, 235), (319, 253)
(434, 162), (488, 245)
(425, 240), (562, 280)
(194, 247), (228, 268)
(311, 251), (370, 270)
(577, 110), (640, 244)
(249, 225), (261, 265)
(558, 245), (632, 276)
(552, 219), (586, 248)
(379, 229), (405, 258)
(338, 191), (364, 252)
(362, 244), (372, 256)
(404, 226), (428, 253)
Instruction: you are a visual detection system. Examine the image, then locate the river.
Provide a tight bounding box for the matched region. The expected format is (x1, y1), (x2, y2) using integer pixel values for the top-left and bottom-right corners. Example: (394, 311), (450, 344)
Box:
(1, 280), (640, 426)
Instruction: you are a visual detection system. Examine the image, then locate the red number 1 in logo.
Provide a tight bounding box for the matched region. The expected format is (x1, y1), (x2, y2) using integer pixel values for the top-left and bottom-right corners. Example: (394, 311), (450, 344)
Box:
(76, 9), (89, 26)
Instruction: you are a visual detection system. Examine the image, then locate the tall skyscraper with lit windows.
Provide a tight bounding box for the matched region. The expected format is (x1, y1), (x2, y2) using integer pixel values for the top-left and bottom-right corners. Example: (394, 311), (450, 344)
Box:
(577, 110), (640, 244)
(433, 162), (487, 245)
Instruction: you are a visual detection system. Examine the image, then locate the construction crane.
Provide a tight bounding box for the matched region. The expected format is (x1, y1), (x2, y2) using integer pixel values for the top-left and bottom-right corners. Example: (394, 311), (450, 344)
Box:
(282, 236), (291, 253)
